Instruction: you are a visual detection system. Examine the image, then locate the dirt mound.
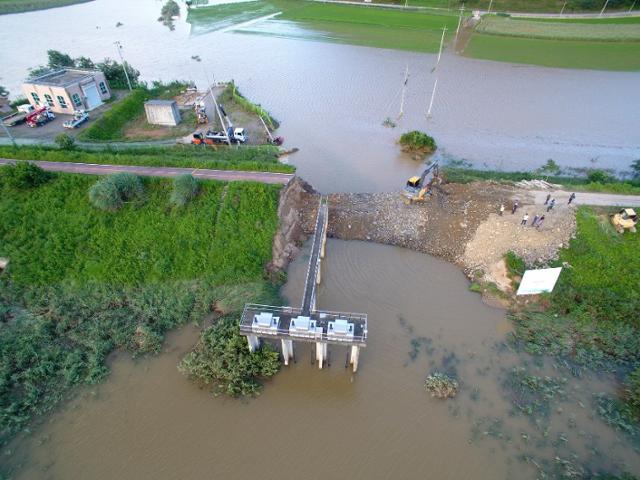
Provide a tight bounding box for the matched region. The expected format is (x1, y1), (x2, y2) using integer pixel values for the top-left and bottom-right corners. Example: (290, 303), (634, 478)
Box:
(267, 177), (318, 274)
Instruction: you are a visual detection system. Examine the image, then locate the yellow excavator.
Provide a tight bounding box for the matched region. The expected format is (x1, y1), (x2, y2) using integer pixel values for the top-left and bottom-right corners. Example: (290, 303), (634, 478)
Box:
(402, 163), (440, 204)
(610, 208), (637, 233)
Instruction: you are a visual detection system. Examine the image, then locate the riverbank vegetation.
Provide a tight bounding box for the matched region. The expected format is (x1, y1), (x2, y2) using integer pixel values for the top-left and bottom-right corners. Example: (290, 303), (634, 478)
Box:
(443, 165), (640, 195)
(0, 167), (284, 444)
(159, 0), (180, 29)
(366, 0), (637, 13)
(0, 0), (93, 14)
(0, 144), (294, 173)
(219, 81), (279, 130)
(466, 15), (640, 71)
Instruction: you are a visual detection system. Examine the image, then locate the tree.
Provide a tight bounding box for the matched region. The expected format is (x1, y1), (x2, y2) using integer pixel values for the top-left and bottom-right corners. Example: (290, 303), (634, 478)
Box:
(88, 173), (144, 211)
(587, 169), (614, 184)
(75, 56), (96, 69)
(54, 133), (76, 151)
(631, 159), (640, 180)
(170, 174), (200, 207)
(537, 159), (561, 179)
(96, 58), (140, 89)
(47, 50), (75, 69)
(0, 162), (53, 189)
(398, 130), (437, 153)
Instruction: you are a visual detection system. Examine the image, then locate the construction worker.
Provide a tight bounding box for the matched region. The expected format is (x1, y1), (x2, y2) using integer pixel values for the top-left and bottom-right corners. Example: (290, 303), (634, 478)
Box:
(546, 198), (556, 212)
(531, 214), (539, 227)
(512, 200), (519, 214)
(536, 215), (545, 229)
(568, 193), (576, 204)
(499, 204), (505, 216)
(544, 193), (551, 205)
(521, 213), (529, 226)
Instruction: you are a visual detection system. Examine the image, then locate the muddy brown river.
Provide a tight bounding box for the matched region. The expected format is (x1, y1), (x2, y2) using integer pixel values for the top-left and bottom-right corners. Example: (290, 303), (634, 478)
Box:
(1, 1), (640, 478)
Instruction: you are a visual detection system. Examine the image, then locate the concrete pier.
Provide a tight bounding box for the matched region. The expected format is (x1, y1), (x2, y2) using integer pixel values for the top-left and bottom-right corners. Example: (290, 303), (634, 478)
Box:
(281, 339), (294, 365)
(316, 342), (328, 369)
(350, 346), (360, 372)
(247, 334), (260, 353)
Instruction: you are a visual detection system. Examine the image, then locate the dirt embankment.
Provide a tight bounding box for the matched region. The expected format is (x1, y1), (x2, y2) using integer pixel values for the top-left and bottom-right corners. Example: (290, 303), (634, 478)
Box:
(271, 178), (577, 293)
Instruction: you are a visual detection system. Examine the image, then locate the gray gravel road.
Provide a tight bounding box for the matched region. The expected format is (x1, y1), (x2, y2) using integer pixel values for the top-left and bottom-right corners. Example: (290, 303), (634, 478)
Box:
(532, 190), (640, 207)
(0, 158), (294, 185)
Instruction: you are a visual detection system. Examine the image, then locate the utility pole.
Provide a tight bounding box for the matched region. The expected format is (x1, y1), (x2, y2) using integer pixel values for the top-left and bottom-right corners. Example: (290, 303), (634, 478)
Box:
(435, 26), (447, 70)
(114, 41), (133, 91)
(1, 122), (16, 147)
(600, 0), (610, 16)
(427, 77), (438, 118)
(487, 0), (493, 14)
(630, 0), (637, 12)
(455, 4), (465, 44)
(398, 65), (409, 119)
(560, 1), (567, 14)
(203, 70), (231, 146)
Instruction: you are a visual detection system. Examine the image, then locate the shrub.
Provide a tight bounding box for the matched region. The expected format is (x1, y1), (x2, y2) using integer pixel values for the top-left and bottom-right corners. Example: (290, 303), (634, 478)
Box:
(626, 367), (640, 417)
(0, 162), (52, 189)
(178, 316), (281, 397)
(399, 130), (437, 153)
(425, 372), (459, 399)
(587, 169), (615, 184)
(505, 251), (525, 279)
(88, 173), (143, 211)
(170, 174), (200, 207)
(54, 133), (76, 150)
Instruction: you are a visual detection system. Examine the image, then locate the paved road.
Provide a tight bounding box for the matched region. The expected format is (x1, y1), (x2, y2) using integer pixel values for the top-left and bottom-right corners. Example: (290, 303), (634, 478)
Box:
(532, 190), (640, 207)
(0, 158), (294, 185)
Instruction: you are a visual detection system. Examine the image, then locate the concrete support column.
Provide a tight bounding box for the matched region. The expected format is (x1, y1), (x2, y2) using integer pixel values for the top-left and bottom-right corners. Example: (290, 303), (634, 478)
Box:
(281, 339), (294, 366)
(316, 342), (327, 369)
(247, 335), (260, 353)
(350, 346), (360, 373)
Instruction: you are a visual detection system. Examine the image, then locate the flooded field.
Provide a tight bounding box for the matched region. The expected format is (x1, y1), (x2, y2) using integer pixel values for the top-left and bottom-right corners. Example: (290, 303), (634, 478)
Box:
(0, 0), (639, 192)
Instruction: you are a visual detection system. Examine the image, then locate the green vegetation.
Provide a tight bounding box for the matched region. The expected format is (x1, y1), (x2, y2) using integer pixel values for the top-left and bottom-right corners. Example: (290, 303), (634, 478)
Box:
(220, 81), (279, 130)
(424, 372), (459, 398)
(0, 0), (93, 15)
(409, 0), (637, 12)
(170, 174), (200, 208)
(54, 133), (76, 151)
(505, 251), (525, 287)
(187, 0), (280, 35)
(505, 367), (567, 422)
(443, 166), (640, 194)
(466, 14), (640, 71)
(88, 173), (144, 211)
(399, 130), (437, 153)
(0, 145), (294, 173)
(0, 168), (284, 442)
(159, 0), (180, 29)
(178, 316), (280, 397)
(476, 15), (640, 41)
(0, 162), (52, 190)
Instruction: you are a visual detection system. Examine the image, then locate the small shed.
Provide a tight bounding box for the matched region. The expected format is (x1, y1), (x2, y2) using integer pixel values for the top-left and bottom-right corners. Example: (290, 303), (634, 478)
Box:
(144, 100), (181, 126)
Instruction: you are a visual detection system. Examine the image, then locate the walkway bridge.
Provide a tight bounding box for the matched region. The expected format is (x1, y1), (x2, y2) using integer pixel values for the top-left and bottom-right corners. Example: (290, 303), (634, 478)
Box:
(240, 197), (368, 372)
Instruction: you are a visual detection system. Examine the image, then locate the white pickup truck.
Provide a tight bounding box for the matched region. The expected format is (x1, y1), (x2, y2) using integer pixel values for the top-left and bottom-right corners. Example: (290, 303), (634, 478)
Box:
(205, 127), (247, 144)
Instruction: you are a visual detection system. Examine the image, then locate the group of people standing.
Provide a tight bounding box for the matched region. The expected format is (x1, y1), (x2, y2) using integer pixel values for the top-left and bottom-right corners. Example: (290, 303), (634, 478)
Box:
(498, 192), (576, 230)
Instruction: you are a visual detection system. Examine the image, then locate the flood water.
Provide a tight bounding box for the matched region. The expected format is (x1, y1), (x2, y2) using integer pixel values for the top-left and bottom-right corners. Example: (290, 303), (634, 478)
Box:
(2, 1), (640, 478)
(6, 241), (640, 479)
(0, 0), (639, 192)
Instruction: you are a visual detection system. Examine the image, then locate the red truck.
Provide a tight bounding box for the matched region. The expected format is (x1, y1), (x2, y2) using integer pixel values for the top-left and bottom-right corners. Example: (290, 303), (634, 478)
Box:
(26, 106), (55, 128)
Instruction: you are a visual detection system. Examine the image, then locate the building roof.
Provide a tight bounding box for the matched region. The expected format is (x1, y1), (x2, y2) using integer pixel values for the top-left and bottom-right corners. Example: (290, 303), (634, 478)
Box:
(25, 69), (101, 87)
(145, 100), (177, 106)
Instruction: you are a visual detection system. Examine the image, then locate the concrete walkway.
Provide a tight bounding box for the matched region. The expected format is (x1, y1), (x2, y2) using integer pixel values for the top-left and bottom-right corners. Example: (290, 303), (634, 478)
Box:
(0, 158), (294, 185)
(532, 190), (640, 207)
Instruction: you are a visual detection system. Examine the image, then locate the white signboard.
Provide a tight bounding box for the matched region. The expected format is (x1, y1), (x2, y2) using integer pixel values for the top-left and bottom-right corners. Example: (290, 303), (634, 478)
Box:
(516, 268), (562, 296)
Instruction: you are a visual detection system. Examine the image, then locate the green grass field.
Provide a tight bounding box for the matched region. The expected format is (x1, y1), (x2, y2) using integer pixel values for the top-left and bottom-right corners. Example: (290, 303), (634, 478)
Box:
(510, 15), (640, 24)
(327, 0), (637, 12)
(186, 0), (280, 35)
(0, 169), (282, 442)
(465, 33), (640, 70)
(0, 0), (92, 14)
(477, 15), (640, 41)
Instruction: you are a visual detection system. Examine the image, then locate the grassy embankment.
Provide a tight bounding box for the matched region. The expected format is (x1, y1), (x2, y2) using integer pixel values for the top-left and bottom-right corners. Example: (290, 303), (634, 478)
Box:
(0, 168), (284, 445)
(77, 82), (195, 143)
(465, 15), (640, 70)
(219, 81), (279, 131)
(188, 0), (459, 52)
(0, 0), (92, 14)
(401, 0), (637, 12)
(0, 145), (295, 173)
(443, 167), (640, 195)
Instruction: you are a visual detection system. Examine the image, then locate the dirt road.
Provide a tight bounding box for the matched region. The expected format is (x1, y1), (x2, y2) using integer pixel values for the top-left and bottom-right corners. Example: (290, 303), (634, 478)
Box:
(532, 190), (640, 207)
(0, 158), (294, 185)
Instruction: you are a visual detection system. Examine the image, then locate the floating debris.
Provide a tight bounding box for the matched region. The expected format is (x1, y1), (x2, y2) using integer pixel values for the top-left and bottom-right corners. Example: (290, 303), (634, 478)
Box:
(425, 372), (459, 399)
(382, 117), (396, 128)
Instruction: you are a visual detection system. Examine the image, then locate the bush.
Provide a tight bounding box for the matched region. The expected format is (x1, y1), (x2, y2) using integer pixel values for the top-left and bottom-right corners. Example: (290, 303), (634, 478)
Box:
(505, 251), (525, 279)
(54, 133), (76, 150)
(170, 174), (200, 207)
(178, 316), (281, 397)
(425, 372), (459, 399)
(399, 130), (437, 153)
(587, 169), (615, 184)
(626, 368), (640, 417)
(0, 162), (52, 189)
(88, 173), (144, 211)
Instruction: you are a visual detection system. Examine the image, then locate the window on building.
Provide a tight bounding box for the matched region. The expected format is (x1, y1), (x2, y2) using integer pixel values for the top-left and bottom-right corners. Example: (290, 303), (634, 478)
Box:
(99, 81), (108, 95)
(57, 95), (68, 109)
(30, 92), (40, 105)
(44, 94), (55, 107)
(72, 93), (83, 108)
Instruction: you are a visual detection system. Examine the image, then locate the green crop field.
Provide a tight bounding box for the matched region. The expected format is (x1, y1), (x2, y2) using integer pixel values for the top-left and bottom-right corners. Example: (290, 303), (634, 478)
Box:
(0, 168), (283, 442)
(465, 32), (640, 70)
(333, 0), (637, 12)
(0, 0), (92, 14)
(510, 15), (640, 24)
(477, 15), (640, 41)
